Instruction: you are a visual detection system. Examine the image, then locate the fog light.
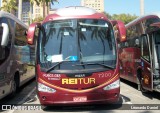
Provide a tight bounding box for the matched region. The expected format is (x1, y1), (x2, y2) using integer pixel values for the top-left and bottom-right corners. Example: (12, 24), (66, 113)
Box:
(42, 96), (46, 100)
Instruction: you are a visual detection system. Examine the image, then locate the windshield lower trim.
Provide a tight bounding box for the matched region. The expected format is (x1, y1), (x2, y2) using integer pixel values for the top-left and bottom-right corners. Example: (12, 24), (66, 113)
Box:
(40, 67), (115, 74)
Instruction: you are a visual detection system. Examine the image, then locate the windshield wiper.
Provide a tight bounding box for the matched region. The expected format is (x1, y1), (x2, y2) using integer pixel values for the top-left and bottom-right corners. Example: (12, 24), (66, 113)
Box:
(46, 56), (71, 73)
(73, 63), (115, 69)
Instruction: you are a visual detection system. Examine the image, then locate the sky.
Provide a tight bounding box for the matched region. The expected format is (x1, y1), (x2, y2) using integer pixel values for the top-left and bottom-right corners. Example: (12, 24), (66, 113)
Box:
(52, 0), (160, 16)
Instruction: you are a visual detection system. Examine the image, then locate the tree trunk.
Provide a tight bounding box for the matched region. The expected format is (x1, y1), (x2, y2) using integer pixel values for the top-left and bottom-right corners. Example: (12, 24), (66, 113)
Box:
(43, 2), (45, 17)
(47, 2), (49, 15)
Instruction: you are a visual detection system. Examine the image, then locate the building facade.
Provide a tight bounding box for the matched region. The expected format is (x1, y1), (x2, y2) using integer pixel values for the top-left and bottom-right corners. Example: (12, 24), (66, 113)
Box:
(81, 0), (104, 12)
(0, 0), (2, 7)
(22, 0), (49, 25)
(49, 8), (57, 14)
(0, 0), (49, 25)
(22, 1), (30, 24)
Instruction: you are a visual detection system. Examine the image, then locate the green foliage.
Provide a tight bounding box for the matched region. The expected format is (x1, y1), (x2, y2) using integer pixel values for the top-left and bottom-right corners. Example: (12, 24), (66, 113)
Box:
(32, 0), (58, 6)
(103, 12), (112, 20)
(112, 14), (137, 24)
(29, 0), (58, 17)
(33, 16), (44, 23)
(0, 0), (17, 13)
(103, 12), (138, 24)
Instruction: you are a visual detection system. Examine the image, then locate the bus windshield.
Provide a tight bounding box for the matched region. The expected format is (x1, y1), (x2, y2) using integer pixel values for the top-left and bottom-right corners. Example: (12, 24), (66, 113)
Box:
(154, 30), (160, 62)
(39, 19), (116, 71)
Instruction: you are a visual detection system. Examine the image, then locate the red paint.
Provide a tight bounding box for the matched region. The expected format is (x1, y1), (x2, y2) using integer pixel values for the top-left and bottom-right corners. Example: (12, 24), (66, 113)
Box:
(27, 6), (126, 105)
(119, 13), (160, 92)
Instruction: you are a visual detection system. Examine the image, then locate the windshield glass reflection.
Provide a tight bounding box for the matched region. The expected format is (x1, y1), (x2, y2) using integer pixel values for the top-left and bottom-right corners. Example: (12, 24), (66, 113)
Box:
(39, 19), (116, 71)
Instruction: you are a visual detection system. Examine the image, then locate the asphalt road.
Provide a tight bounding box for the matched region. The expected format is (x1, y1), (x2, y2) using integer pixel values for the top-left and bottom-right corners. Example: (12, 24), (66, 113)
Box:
(0, 78), (160, 113)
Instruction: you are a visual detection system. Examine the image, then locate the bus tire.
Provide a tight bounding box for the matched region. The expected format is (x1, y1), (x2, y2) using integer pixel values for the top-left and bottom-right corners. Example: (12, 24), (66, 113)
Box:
(137, 70), (147, 92)
(9, 78), (17, 97)
(9, 74), (19, 97)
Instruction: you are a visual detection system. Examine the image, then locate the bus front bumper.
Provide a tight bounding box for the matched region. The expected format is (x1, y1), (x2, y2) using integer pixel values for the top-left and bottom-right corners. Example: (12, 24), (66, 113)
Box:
(37, 88), (120, 106)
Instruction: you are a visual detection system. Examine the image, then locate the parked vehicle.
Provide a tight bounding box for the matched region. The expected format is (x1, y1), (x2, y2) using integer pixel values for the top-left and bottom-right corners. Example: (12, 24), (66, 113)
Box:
(0, 11), (35, 99)
(118, 13), (160, 92)
(27, 6), (126, 105)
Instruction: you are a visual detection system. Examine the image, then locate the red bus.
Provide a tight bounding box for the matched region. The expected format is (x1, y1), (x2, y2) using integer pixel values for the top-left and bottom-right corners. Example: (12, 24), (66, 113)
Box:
(27, 6), (126, 105)
(0, 11), (35, 99)
(118, 13), (160, 92)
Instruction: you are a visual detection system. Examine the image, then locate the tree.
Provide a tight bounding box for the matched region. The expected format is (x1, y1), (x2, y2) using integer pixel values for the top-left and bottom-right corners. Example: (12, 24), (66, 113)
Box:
(34, 0), (59, 17)
(103, 12), (112, 20)
(103, 12), (138, 24)
(111, 13), (137, 24)
(33, 16), (44, 23)
(0, 0), (17, 13)
(28, 0), (58, 24)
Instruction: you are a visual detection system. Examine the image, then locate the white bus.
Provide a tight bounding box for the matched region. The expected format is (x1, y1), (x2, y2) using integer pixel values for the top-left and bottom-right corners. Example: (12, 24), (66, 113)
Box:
(0, 11), (35, 99)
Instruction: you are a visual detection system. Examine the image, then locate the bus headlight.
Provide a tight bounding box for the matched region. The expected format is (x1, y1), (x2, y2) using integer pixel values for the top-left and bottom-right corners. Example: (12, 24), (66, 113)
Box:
(103, 80), (120, 90)
(38, 82), (56, 93)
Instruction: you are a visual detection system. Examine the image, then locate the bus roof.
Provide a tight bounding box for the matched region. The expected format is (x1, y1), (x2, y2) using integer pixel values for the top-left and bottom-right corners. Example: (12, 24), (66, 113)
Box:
(0, 11), (28, 28)
(43, 6), (108, 23)
(126, 12), (160, 28)
(55, 6), (97, 16)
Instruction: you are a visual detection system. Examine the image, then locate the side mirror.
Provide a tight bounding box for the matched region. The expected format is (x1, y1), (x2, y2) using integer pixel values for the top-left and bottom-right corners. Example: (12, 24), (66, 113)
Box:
(135, 39), (140, 46)
(27, 23), (41, 45)
(0, 23), (9, 47)
(111, 20), (126, 42)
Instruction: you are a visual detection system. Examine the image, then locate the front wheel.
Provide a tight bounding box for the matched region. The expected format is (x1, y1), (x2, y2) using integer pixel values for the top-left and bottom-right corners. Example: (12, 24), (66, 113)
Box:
(137, 71), (147, 92)
(139, 78), (147, 92)
(9, 78), (17, 97)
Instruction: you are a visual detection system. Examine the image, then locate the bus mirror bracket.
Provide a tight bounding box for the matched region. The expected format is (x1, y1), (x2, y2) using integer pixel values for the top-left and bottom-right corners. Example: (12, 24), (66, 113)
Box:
(140, 34), (148, 40)
(111, 20), (126, 42)
(0, 23), (9, 47)
(27, 23), (41, 45)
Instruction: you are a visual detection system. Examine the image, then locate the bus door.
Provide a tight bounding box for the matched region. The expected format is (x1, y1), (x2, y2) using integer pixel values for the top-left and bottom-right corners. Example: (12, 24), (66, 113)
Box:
(140, 35), (153, 91)
(152, 30), (160, 91)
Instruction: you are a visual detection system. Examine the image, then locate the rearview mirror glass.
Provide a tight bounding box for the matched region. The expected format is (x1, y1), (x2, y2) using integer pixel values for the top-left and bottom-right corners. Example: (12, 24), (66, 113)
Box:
(0, 23), (9, 47)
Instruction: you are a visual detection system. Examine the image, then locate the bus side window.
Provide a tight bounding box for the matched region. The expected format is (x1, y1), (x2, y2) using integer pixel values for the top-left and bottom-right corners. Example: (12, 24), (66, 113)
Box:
(136, 23), (143, 36)
(15, 23), (27, 46)
(0, 17), (11, 63)
(33, 27), (39, 44)
(15, 23), (31, 64)
(141, 36), (150, 62)
(29, 27), (39, 65)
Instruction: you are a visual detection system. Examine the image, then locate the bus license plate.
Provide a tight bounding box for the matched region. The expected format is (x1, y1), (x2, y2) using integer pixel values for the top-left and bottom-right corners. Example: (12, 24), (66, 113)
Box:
(73, 96), (87, 102)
